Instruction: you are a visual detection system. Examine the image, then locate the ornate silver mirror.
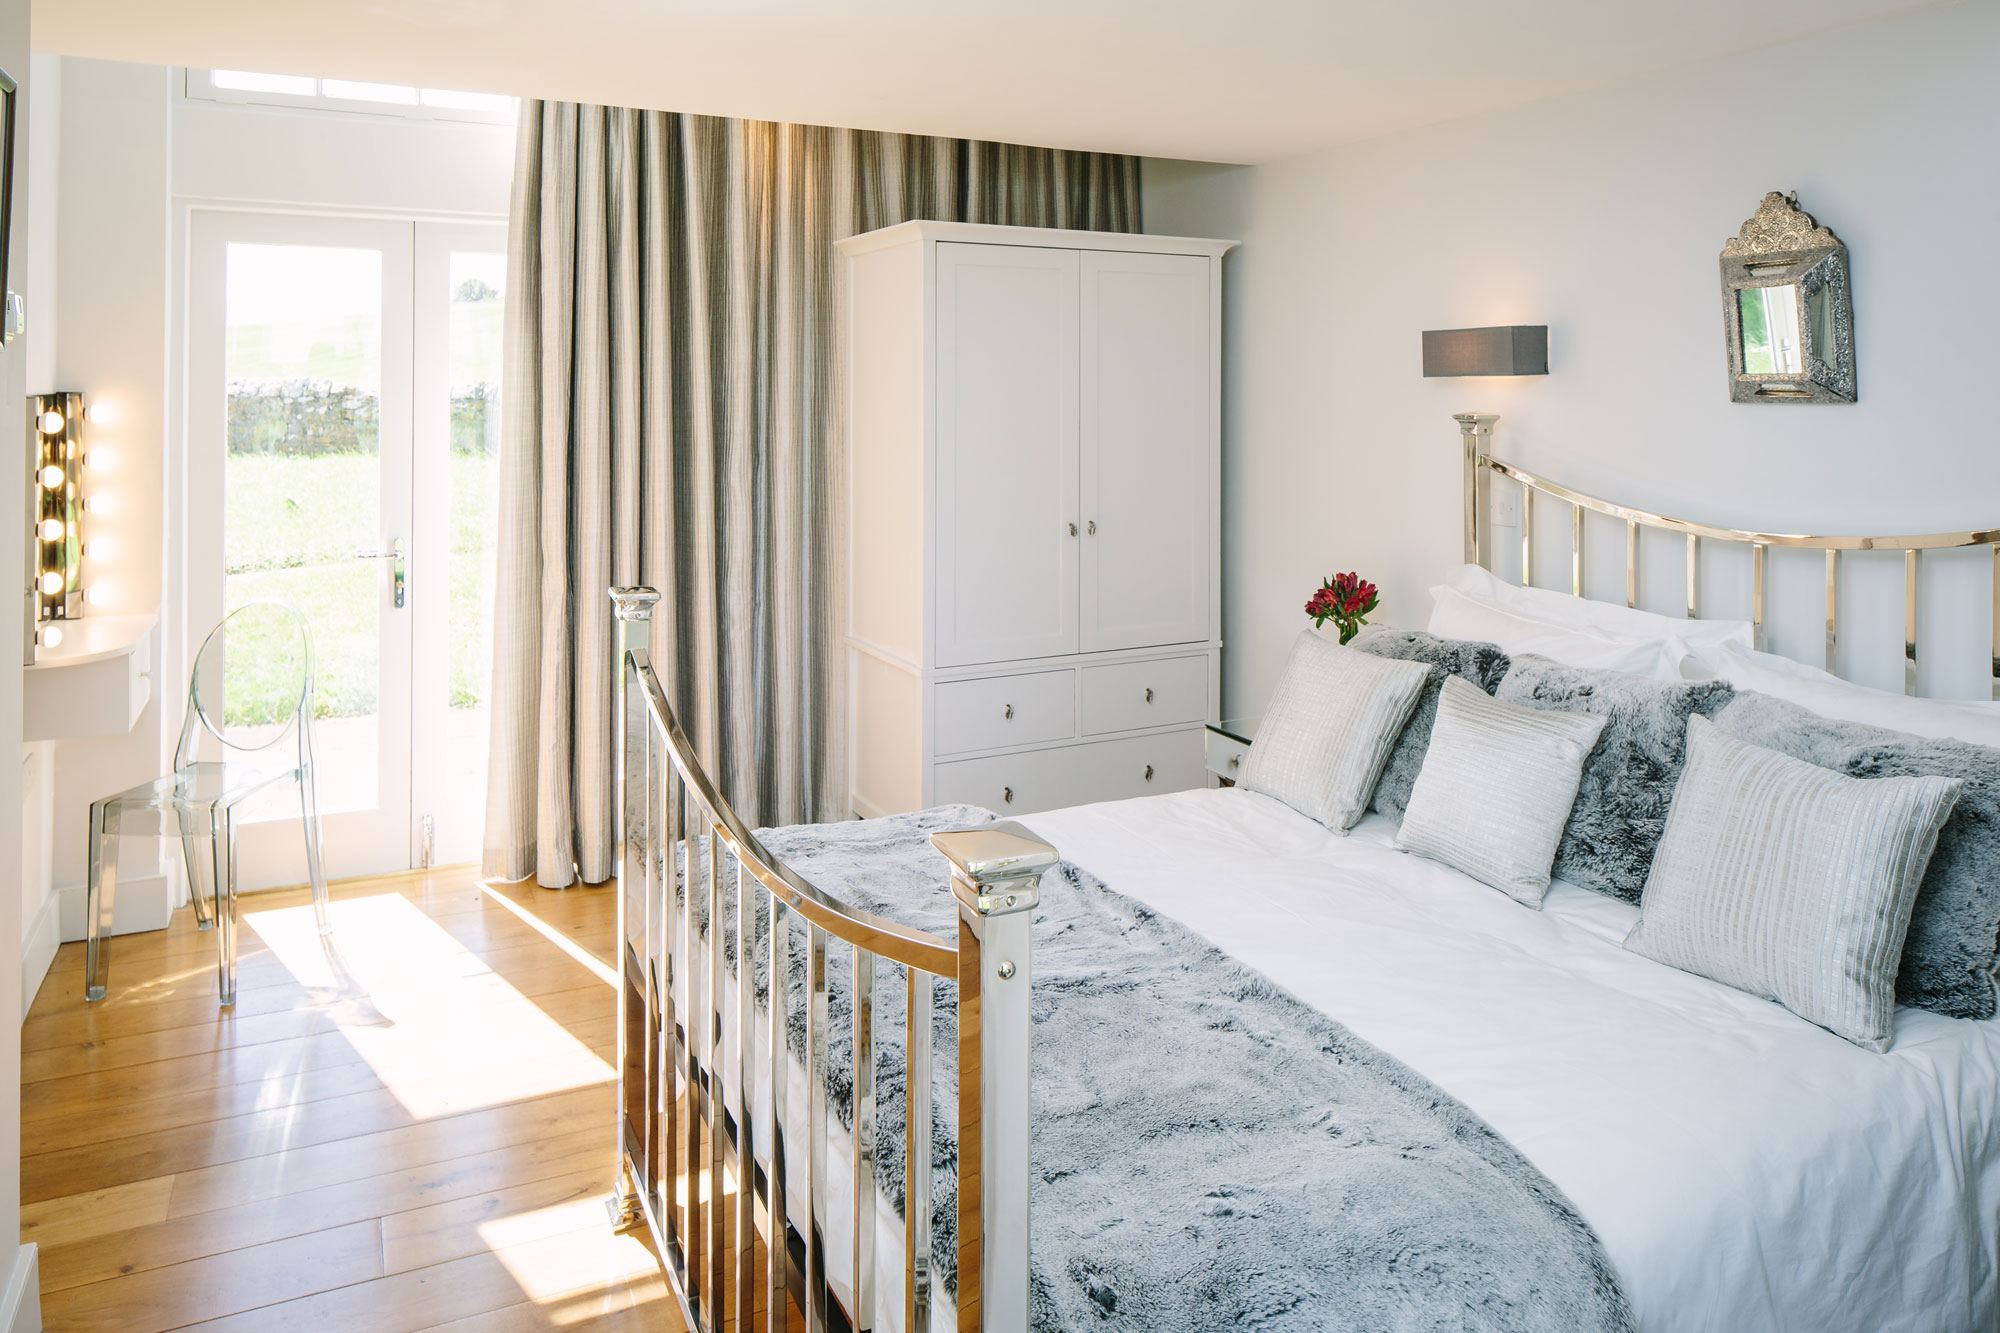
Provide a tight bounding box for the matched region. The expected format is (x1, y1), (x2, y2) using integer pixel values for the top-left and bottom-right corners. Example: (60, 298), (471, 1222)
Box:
(1720, 191), (1855, 403)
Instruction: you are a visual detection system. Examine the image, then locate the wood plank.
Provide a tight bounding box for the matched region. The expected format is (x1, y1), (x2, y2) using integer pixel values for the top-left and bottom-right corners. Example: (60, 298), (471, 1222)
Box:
(37, 1126), (605, 1294)
(19, 1176), (174, 1252)
(170, 1221), (668, 1332)
(38, 1217), (385, 1333)
(23, 984), (611, 1115)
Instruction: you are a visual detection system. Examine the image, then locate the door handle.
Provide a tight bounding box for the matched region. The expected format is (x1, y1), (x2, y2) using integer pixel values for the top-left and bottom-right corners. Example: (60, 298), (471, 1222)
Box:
(1087, 520), (1096, 536)
(355, 537), (406, 608)
(1067, 522), (1077, 537)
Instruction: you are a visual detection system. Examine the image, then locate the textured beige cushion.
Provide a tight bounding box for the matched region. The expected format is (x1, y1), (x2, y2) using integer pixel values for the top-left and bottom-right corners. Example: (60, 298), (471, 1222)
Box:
(1625, 716), (1964, 1051)
(1241, 632), (1429, 831)
(1395, 677), (1607, 906)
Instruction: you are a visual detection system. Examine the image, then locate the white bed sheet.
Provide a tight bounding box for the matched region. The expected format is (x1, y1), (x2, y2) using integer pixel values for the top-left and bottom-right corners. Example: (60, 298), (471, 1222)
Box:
(1017, 787), (2000, 1333)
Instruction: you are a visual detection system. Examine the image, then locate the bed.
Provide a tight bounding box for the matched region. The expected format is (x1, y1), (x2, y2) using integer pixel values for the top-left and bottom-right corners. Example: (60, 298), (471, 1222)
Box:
(605, 413), (2000, 1333)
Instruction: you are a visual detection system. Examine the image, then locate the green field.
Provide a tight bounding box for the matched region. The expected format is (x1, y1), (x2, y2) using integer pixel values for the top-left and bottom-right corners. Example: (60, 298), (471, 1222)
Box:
(223, 452), (497, 726)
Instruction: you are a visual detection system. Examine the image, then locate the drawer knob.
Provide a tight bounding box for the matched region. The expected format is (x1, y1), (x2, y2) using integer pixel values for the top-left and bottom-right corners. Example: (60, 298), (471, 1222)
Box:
(1228, 754), (1241, 770)
(1143, 764), (1154, 781)
(1067, 522), (1077, 537)
(1087, 519), (1096, 536)
(1004, 703), (1013, 720)
(1002, 786), (1014, 804)
(1143, 687), (1153, 703)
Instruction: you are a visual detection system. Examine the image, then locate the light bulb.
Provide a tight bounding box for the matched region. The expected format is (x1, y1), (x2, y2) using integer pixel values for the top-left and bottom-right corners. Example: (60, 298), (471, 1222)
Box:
(82, 495), (110, 515)
(83, 448), (115, 470)
(39, 571), (62, 595)
(38, 624), (62, 649)
(84, 584), (111, 606)
(37, 518), (62, 541)
(83, 537), (114, 560)
(38, 409), (63, 435)
(84, 402), (114, 425)
(38, 465), (62, 489)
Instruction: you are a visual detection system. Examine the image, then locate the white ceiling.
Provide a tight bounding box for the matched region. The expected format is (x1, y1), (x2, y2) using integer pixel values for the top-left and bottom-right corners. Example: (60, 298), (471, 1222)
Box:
(34, 0), (1944, 164)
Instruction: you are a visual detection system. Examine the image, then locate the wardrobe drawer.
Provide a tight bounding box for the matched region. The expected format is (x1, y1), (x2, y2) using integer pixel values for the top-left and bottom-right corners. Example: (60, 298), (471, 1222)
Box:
(933, 669), (1075, 756)
(1079, 655), (1208, 736)
(932, 728), (1206, 816)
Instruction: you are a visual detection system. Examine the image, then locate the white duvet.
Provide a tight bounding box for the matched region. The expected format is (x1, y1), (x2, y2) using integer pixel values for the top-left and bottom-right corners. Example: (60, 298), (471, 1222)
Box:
(1018, 787), (2000, 1333)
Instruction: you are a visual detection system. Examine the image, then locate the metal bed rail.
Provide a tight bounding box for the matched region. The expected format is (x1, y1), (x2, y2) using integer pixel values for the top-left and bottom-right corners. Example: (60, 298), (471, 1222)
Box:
(1457, 413), (2000, 697)
(606, 587), (1051, 1333)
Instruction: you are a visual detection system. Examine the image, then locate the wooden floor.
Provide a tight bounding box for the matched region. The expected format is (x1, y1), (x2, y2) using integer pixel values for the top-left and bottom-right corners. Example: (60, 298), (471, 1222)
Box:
(21, 865), (692, 1331)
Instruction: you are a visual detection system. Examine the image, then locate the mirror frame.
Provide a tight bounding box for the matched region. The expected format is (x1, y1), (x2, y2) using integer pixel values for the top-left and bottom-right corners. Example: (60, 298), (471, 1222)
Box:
(1720, 191), (1856, 404)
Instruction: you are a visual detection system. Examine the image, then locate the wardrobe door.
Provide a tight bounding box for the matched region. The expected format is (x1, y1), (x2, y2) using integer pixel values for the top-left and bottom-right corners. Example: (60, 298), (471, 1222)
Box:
(1078, 250), (1211, 653)
(934, 242), (1080, 667)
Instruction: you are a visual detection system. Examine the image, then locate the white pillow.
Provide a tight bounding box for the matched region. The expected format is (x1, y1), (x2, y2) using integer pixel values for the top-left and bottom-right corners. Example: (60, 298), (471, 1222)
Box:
(1697, 642), (2000, 749)
(1394, 677), (1607, 907)
(1240, 632), (1430, 832)
(1427, 584), (1688, 680)
(1445, 563), (1755, 657)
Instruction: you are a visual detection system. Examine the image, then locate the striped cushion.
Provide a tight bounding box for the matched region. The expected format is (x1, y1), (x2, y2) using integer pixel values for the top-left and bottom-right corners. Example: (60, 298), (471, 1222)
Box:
(1395, 676), (1608, 905)
(1241, 632), (1430, 832)
(1625, 716), (1963, 1050)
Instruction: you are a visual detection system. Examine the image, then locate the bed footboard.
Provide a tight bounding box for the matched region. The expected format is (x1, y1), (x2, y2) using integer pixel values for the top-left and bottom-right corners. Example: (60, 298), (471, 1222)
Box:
(607, 587), (1050, 1333)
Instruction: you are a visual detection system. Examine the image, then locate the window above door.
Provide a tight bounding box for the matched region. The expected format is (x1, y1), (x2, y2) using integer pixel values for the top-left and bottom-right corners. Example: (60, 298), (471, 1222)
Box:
(184, 68), (518, 126)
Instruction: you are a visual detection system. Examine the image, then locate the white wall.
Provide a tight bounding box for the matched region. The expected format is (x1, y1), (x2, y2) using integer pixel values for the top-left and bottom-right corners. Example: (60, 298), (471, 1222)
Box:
(2, 0), (42, 1323)
(1144, 0), (2000, 720)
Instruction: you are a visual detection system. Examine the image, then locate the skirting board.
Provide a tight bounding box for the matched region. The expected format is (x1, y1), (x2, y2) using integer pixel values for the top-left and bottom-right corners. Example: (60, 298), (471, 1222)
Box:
(56, 872), (171, 944)
(19, 890), (59, 1021)
(0, 1244), (40, 1333)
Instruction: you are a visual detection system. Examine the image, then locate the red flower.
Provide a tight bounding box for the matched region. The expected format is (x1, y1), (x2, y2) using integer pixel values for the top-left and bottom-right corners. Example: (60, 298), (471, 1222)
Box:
(1305, 570), (1381, 644)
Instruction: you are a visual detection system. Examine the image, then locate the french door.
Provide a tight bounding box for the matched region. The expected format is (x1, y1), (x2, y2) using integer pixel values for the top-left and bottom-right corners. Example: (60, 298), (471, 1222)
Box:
(189, 211), (506, 888)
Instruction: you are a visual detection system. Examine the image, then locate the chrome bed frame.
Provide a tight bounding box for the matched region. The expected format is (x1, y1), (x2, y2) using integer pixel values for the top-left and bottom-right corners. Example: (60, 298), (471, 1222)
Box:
(1458, 413), (2000, 697)
(607, 418), (1998, 1333)
(606, 586), (1052, 1333)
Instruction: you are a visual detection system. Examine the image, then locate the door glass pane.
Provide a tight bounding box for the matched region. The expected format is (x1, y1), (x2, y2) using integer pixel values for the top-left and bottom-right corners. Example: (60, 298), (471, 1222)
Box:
(443, 250), (504, 848)
(224, 242), (382, 815)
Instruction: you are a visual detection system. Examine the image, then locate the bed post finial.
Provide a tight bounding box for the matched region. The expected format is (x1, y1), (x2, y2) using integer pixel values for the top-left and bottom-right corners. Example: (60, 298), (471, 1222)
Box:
(932, 821), (1057, 1333)
(1455, 414), (1497, 568)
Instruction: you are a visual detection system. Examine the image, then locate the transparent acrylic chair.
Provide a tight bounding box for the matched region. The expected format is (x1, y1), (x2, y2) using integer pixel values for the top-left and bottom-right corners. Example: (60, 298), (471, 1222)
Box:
(84, 601), (332, 1005)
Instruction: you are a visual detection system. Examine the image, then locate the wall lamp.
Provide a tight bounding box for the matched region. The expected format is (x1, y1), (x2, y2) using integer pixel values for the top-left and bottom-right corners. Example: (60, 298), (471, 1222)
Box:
(30, 390), (90, 649)
(1422, 325), (1549, 377)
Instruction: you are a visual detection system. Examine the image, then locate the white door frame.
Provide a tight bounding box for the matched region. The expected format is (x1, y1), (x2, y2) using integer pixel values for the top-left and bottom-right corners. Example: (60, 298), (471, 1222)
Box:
(187, 209), (416, 888)
(411, 221), (506, 869)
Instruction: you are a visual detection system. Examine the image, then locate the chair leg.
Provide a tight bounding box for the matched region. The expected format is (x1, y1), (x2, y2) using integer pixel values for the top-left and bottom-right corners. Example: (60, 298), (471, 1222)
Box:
(178, 806), (213, 931)
(301, 765), (331, 937)
(84, 801), (114, 1003)
(214, 806), (238, 1007)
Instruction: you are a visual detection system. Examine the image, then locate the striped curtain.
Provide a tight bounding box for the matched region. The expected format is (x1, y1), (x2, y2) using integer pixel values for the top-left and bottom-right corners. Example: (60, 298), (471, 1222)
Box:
(484, 105), (1141, 887)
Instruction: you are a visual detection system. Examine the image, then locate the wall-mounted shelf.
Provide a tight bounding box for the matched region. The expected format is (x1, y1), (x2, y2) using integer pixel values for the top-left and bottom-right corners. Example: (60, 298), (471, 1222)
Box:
(25, 613), (156, 741)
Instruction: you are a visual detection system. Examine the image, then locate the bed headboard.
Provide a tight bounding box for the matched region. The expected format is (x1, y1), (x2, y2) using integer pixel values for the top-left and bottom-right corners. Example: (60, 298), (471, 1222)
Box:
(1455, 413), (2000, 699)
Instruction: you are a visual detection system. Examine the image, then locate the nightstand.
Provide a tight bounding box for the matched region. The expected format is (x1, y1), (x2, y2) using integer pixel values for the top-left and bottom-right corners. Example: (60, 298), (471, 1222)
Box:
(1204, 717), (1258, 786)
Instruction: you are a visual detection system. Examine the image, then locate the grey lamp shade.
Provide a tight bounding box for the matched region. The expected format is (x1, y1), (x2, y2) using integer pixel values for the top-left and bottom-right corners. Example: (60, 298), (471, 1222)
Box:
(1422, 326), (1548, 377)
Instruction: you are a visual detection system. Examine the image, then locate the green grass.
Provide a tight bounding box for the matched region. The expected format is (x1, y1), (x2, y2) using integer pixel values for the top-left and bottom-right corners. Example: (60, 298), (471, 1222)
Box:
(223, 452), (497, 725)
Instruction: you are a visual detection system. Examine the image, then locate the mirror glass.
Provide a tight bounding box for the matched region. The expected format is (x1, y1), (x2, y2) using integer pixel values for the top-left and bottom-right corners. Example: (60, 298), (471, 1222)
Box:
(1737, 285), (1803, 375)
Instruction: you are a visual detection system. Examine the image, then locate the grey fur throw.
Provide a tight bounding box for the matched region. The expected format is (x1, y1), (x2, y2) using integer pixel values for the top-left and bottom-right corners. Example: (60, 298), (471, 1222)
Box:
(1353, 626), (1511, 819)
(693, 806), (1634, 1331)
(1495, 655), (1734, 903)
(1712, 691), (2000, 1021)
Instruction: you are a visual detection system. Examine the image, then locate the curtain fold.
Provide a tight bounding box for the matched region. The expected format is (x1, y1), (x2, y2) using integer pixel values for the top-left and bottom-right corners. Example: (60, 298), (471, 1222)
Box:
(483, 105), (1141, 886)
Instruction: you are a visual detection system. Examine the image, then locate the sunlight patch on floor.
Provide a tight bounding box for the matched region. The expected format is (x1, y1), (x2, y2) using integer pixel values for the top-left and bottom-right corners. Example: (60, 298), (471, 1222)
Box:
(245, 893), (614, 1120)
(475, 1207), (669, 1320)
(478, 883), (616, 987)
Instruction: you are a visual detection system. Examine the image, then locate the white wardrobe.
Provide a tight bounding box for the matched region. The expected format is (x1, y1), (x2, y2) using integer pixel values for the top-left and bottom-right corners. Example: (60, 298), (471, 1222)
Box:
(838, 220), (1234, 818)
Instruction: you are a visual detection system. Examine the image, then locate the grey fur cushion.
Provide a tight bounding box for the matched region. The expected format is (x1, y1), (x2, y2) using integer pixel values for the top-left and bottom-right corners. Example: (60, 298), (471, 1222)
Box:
(1712, 690), (2000, 1021)
(1494, 655), (1735, 904)
(1352, 626), (1511, 819)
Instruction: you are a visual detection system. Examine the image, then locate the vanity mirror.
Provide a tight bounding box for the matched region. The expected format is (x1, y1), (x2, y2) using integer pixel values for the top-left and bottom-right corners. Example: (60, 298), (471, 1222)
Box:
(1720, 191), (1855, 404)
